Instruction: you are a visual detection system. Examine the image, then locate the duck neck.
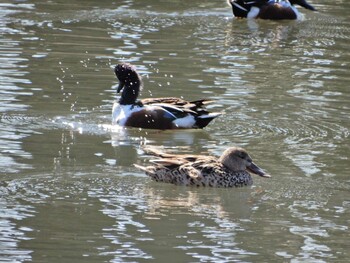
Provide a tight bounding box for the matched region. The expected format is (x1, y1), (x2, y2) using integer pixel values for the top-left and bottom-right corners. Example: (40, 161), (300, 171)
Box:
(119, 81), (141, 105)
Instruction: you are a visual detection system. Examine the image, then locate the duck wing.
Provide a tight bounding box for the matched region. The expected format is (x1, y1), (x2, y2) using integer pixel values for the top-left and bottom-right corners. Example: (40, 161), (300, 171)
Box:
(141, 97), (188, 106)
(152, 103), (198, 117)
(139, 97), (221, 128)
(145, 148), (218, 177)
(135, 148), (227, 186)
(141, 97), (215, 112)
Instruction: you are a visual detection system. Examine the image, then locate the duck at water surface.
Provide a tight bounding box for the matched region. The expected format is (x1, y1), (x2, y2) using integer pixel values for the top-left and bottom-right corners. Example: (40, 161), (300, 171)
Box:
(227, 0), (316, 20)
(112, 63), (221, 129)
(134, 146), (271, 187)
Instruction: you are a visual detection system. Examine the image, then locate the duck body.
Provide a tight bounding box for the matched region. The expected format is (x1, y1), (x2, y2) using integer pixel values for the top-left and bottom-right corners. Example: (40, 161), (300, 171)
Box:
(228, 0), (316, 20)
(137, 157), (254, 187)
(112, 63), (221, 129)
(135, 147), (270, 187)
(112, 101), (213, 129)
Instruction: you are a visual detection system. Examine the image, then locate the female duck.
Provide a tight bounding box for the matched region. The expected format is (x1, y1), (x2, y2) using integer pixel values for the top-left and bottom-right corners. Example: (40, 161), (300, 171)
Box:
(112, 63), (221, 129)
(228, 0), (316, 20)
(134, 146), (270, 187)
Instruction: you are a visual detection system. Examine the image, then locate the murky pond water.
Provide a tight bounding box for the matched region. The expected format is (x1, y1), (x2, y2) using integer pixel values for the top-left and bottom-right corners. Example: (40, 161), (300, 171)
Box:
(1, 0), (349, 262)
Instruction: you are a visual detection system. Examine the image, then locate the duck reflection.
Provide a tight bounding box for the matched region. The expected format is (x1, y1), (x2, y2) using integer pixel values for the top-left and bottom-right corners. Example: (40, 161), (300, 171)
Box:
(224, 19), (299, 51)
(141, 185), (262, 219)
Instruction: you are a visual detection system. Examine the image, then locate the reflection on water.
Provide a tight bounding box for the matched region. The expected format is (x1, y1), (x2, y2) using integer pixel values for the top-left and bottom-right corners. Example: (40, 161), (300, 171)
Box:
(0, 124), (32, 173)
(0, 180), (35, 262)
(0, 0), (349, 262)
(88, 178), (260, 262)
(0, 3), (36, 173)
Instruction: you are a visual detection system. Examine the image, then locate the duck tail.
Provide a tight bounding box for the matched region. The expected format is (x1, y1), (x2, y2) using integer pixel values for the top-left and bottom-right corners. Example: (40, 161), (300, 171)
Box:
(195, 112), (222, 128)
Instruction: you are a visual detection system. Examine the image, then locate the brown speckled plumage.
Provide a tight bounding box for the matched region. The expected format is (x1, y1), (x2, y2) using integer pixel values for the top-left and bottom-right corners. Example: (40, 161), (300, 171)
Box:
(135, 147), (271, 187)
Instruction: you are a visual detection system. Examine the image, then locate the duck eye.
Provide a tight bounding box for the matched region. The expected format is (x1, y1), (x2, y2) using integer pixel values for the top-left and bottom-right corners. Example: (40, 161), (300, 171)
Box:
(237, 151), (245, 159)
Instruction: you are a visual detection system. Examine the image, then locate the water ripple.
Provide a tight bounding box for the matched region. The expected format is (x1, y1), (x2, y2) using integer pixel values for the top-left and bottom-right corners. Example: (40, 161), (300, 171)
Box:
(0, 180), (36, 262)
(215, 112), (348, 142)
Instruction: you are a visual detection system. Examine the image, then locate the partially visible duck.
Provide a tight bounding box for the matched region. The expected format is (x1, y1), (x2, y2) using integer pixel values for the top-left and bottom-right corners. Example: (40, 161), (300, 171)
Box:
(134, 146), (270, 187)
(112, 63), (221, 129)
(227, 0), (316, 20)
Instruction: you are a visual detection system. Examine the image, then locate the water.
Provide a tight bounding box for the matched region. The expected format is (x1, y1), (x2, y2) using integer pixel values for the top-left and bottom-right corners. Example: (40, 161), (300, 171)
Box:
(0, 0), (349, 262)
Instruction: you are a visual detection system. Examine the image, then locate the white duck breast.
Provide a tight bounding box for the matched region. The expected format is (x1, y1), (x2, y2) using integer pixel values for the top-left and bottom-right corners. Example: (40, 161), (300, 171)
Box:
(112, 103), (142, 126)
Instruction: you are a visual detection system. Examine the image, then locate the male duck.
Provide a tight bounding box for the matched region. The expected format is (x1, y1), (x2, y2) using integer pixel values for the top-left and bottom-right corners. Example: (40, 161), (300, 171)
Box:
(227, 0), (316, 20)
(134, 146), (270, 187)
(112, 63), (221, 129)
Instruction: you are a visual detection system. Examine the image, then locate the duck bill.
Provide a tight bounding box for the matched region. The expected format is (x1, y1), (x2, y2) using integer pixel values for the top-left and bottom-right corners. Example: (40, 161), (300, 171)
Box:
(117, 82), (125, 93)
(247, 162), (271, 178)
(296, 0), (316, 11)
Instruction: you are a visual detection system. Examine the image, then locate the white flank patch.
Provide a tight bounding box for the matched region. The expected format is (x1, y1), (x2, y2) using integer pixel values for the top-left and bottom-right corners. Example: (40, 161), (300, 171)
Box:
(173, 115), (196, 128)
(247, 7), (260, 18)
(198, 112), (222, 119)
(291, 5), (300, 19)
(279, 0), (292, 8)
(112, 103), (142, 126)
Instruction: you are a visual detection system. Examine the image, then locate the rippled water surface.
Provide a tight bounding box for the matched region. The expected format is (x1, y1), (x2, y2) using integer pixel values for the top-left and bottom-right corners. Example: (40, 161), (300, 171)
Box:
(1, 0), (349, 262)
